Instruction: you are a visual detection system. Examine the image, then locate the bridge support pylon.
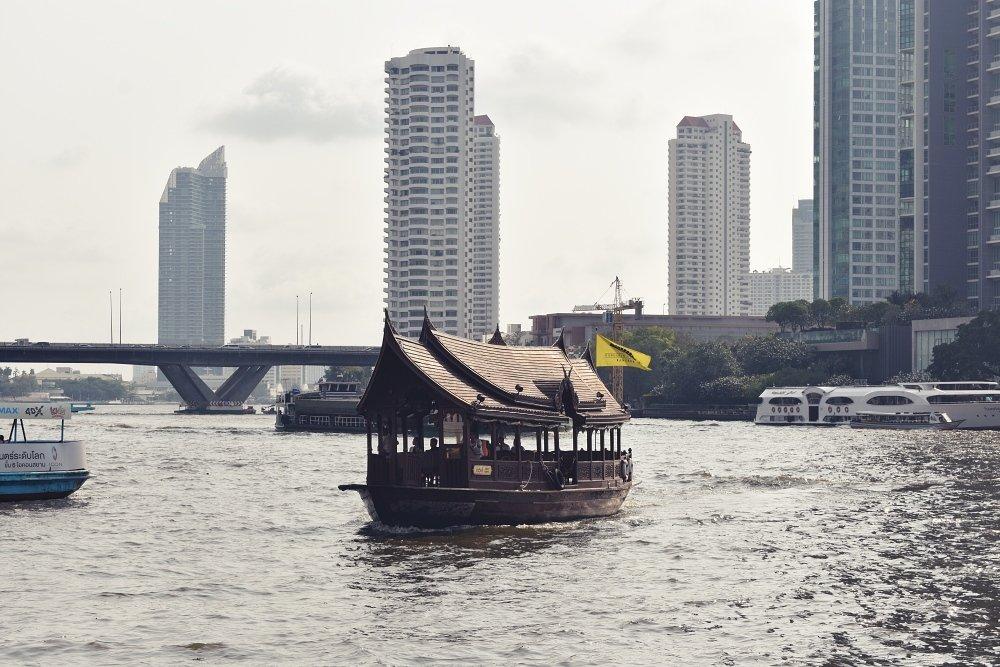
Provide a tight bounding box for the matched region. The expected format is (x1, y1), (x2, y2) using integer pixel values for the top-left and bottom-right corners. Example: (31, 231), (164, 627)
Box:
(158, 364), (271, 410)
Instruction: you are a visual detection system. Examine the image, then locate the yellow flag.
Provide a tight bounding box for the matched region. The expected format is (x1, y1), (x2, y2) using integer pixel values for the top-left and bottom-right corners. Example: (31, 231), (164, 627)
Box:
(594, 334), (651, 371)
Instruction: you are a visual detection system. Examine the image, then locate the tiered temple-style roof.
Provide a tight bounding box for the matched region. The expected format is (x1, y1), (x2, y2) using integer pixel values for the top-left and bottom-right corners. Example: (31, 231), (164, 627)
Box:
(358, 314), (629, 428)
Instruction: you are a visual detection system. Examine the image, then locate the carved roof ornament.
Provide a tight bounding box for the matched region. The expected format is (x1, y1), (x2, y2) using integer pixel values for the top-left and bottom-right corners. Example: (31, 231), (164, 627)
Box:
(488, 325), (506, 346)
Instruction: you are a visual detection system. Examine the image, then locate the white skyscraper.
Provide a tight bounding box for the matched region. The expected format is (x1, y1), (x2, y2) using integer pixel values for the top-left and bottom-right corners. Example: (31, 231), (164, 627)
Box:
(668, 114), (751, 316)
(748, 267), (814, 316)
(384, 46), (488, 339)
(469, 115), (500, 338)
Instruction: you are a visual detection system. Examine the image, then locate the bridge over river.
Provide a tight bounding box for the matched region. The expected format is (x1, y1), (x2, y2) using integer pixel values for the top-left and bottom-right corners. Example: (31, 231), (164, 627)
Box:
(0, 342), (380, 408)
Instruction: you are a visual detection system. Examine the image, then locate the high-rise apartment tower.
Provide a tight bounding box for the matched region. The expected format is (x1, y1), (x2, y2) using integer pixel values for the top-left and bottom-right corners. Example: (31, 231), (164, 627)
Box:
(668, 114), (751, 316)
(814, 0), (900, 304)
(158, 146), (226, 345)
(384, 46), (499, 339)
(470, 114), (500, 338)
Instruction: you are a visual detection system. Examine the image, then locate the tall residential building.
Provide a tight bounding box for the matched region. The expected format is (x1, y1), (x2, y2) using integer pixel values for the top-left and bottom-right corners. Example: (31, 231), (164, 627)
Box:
(748, 267), (815, 316)
(814, 0), (900, 305)
(158, 146), (226, 345)
(385, 46), (497, 339)
(668, 114), (751, 316)
(792, 199), (815, 275)
(895, 1), (996, 309)
(470, 114), (500, 338)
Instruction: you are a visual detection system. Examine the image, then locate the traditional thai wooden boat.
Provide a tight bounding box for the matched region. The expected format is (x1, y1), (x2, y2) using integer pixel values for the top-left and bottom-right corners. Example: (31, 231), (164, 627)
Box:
(338, 314), (633, 528)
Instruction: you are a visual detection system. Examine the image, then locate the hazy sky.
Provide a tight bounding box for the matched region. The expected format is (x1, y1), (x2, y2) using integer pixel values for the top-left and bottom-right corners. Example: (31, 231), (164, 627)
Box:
(0, 0), (812, 362)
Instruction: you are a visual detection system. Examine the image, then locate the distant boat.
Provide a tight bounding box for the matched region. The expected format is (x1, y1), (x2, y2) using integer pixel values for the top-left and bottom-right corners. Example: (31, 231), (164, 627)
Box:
(70, 402), (94, 413)
(0, 402), (89, 501)
(275, 380), (365, 433)
(175, 402), (255, 415)
(756, 382), (1000, 429)
(851, 411), (963, 430)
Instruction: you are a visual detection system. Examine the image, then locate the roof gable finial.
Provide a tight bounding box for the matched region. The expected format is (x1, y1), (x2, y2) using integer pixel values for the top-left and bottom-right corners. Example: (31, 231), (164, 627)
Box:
(419, 306), (436, 343)
(488, 324), (506, 345)
(383, 308), (399, 336)
(553, 329), (567, 354)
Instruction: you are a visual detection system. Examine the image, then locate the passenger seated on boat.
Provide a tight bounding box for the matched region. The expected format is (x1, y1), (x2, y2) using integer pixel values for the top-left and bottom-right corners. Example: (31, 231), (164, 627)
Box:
(429, 438), (438, 449)
(410, 437), (424, 453)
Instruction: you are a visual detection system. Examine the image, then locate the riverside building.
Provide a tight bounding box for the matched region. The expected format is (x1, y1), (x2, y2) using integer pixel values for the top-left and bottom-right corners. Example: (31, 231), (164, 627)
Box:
(748, 267), (815, 316)
(157, 146), (227, 345)
(668, 114), (752, 316)
(383, 46), (500, 339)
(814, 0), (900, 304)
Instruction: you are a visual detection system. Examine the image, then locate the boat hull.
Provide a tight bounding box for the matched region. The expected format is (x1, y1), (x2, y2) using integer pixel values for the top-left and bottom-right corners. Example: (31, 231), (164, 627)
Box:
(339, 483), (631, 528)
(0, 470), (89, 501)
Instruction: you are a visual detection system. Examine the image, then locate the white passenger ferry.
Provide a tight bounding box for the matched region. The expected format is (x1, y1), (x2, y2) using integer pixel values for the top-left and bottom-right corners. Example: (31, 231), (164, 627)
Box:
(756, 382), (1000, 430)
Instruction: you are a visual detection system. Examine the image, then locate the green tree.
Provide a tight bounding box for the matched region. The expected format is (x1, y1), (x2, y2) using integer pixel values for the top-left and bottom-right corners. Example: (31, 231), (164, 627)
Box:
(809, 299), (833, 328)
(2, 369), (38, 397)
(661, 341), (739, 402)
(618, 327), (679, 402)
(732, 335), (815, 375)
(56, 377), (128, 401)
(928, 311), (1000, 380)
(696, 374), (768, 405)
(765, 300), (811, 332)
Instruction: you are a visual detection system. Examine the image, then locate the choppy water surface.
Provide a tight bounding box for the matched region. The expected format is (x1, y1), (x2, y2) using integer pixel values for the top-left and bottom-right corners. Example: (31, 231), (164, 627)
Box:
(3, 407), (1000, 664)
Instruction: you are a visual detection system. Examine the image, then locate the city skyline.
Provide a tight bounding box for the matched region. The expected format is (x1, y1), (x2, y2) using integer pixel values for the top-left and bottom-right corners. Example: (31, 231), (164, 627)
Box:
(0, 1), (812, 352)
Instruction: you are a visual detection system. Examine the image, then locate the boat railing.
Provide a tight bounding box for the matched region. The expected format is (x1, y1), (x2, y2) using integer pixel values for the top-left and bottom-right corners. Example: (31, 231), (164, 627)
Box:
(367, 450), (628, 488)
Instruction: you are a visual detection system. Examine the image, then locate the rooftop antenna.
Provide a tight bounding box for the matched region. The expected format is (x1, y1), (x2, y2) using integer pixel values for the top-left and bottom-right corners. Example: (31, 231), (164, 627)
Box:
(309, 292), (313, 345)
(108, 290), (113, 344)
(119, 288), (123, 344)
(296, 295), (300, 345)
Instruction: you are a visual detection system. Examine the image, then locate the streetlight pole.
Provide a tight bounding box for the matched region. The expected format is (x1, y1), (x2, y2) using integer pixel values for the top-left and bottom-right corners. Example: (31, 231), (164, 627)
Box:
(296, 295), (300, 345)
(309, 292), (313, 346)
(109, 290), (113, 343)
(119, 288), (123, 344)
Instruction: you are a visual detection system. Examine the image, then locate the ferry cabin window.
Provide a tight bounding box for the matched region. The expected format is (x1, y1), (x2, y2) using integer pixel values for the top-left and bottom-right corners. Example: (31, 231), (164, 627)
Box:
(826, 397), (854, 405)
(768, 397), (802, 405)
(928, 394), (1000, 404)
(806, 393), (823, 405)
(866, 395), (914, 405)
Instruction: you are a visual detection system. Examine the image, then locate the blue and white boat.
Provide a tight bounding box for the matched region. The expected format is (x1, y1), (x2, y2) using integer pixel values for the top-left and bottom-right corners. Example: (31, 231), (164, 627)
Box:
(0, 402), (89, 501)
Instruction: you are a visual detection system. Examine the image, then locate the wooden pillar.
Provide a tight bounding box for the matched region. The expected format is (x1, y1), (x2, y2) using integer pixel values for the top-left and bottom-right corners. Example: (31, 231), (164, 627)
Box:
(438, 412), (446, 446)
(535, 428), (542, 462)
(572, 425), (578, 484)
(366, 418), (373, 455)
(402, 414), (409, 452)
(544, 429), (550, 456)
(390, 413), (398, 485)
(553, 426), (560, 462)
(586, 428), (593, 480)
(515, 424), (522, 482)
(600, 428), (606, 479)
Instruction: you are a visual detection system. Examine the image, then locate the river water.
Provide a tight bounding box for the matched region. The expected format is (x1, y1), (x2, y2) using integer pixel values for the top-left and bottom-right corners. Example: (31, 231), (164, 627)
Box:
(3, 406), (1000, 664)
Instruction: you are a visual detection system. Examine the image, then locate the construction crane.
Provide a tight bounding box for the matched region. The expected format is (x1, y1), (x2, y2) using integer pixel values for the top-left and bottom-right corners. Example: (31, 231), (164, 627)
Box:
(573, 277), (643, 404)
